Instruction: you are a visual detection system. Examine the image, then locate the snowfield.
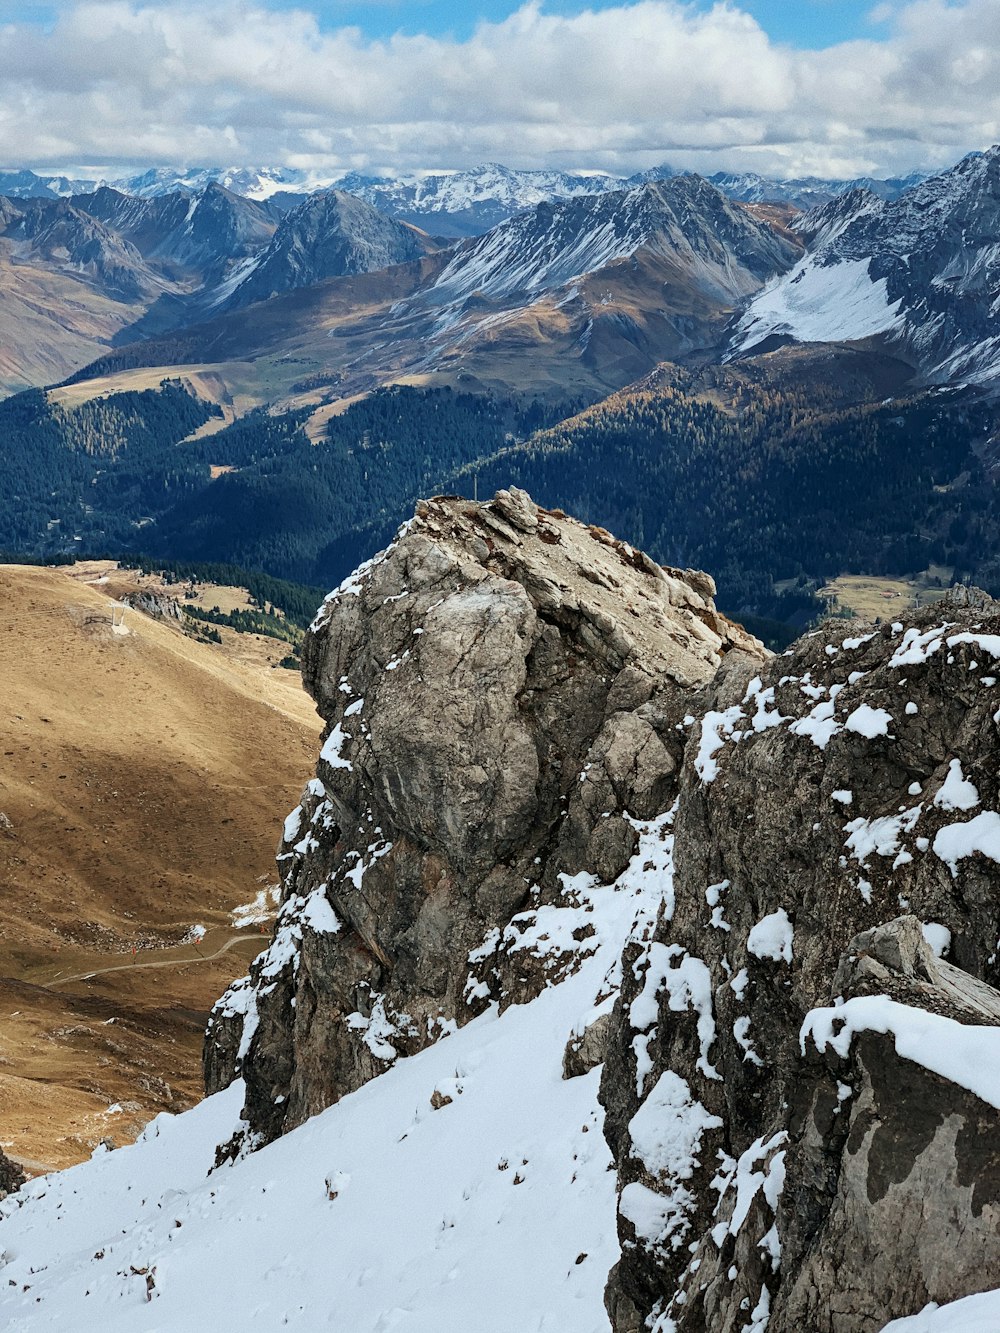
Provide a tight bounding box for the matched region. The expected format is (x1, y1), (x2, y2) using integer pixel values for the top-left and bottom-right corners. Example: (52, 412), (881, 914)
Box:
(734, 255), (903, 352)
(0, 984), (616, 1331)
(0, 822), (670, 1332)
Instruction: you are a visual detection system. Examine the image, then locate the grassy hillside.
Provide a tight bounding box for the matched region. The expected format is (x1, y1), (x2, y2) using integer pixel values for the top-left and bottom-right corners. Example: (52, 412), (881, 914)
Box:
(0, 563), (319, 1172)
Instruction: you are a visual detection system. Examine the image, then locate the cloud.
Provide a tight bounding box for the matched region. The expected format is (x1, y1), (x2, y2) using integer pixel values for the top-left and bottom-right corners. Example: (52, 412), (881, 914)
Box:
(0, 0), (997, 179)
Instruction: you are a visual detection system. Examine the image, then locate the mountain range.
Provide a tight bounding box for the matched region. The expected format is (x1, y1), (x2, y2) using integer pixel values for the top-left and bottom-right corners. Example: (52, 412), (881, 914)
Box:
(0, 158), (927, 233)
(2, 145), (1000, 639)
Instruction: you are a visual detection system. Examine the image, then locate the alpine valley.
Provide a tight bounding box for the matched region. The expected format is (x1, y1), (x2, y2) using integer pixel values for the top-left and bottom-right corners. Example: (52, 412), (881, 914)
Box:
(3, 147), (1000, 634)
(5, 138), (1000, 1333)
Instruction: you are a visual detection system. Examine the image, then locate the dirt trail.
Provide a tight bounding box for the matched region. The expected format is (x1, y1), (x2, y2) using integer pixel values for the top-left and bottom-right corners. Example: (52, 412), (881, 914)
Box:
(45, 932), (265, 990)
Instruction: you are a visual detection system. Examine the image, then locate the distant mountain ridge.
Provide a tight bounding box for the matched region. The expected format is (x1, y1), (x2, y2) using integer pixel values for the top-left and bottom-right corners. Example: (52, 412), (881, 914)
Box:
(1, 161), (930, 236)
(733, 145), (1000, 383)
(422, 175), (796, 306)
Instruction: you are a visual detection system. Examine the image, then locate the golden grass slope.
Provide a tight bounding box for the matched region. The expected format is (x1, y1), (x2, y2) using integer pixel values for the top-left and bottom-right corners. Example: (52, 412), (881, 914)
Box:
(0, 564), (320, 1171)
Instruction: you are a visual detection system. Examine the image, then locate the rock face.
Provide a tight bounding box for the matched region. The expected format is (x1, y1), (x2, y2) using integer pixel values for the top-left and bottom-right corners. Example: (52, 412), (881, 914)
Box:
(203, 487), (764, 1146)
(0, 1149), (24, 1200)
(227, 190), (434, 308)
(204, 495), (1000, 1327)
(601, 590), (1000, 1332)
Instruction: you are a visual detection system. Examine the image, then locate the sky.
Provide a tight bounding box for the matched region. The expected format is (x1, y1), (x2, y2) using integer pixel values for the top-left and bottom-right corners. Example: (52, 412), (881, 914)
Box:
(0, 0), (997, 180)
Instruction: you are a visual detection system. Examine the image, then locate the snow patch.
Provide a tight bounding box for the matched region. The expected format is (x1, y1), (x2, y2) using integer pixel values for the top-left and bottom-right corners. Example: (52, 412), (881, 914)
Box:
(747, 909), (794, 965)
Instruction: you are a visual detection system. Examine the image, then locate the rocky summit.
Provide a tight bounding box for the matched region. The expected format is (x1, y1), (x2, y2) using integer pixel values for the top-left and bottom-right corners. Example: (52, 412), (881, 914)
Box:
(204, 487), (763, 1147)
(200, 491), (1000, 1330)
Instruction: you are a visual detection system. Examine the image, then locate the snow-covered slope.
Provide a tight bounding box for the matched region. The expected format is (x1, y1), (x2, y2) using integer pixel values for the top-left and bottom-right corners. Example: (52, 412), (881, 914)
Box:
(734, 147), (1000, 383)
(0, 812), (671, 1332)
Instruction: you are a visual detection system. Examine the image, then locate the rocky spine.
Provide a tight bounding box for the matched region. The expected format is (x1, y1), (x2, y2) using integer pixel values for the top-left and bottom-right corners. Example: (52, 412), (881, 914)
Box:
(204, 487), (763, 1146)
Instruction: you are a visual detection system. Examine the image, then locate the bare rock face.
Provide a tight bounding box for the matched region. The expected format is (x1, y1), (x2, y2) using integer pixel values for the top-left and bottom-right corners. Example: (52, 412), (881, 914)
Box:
(204, 488), (763, 1146)
(0, 1149), (24, 1200)
(601, 592), (1000, 1332)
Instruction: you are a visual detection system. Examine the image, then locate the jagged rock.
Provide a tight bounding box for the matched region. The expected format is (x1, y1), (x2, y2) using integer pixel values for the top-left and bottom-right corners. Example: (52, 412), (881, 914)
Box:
(601, 589), (1000, 1332)
(563, 1012), (614, 1080)
(120, 592), (182, 620)
(204, 488), (764, 1145)
(0, 1149), (25, 1200)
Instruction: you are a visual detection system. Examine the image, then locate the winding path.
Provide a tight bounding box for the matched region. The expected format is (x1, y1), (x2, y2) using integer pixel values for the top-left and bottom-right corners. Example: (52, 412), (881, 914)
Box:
(45, 934), (263, 990)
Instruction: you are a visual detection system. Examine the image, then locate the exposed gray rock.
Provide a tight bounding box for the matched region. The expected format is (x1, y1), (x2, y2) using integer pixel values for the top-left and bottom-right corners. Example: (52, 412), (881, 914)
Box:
(227, 189), (435, 308)
(0, 1150), (25, 1200)
(120, 591), (182, 620)
(563, 1012), (614, 1080)
(601, 589), (1000, 1332)
(203, 488), (764, 1146)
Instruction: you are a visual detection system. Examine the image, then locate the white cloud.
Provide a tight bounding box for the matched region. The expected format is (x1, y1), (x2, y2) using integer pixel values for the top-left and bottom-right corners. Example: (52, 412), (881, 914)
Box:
(0, 0), (997, 179)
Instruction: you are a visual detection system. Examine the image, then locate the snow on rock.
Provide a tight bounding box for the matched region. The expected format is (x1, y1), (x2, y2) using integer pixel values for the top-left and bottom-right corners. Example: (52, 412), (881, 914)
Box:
(844, 805), (922, 866)
(789, 697), (841, 750)
(318, 720), (353, 771)
(933, 760), (980, 813)
(746, 909), (794, 965)
(695, 705), (744, 783)
(801, 995), (1000, 1109)
(844, 703), (893, 738)
(933, 811), (1000, 877)
(603, 588), (1000, 1333)
(282, 804), (304, 844)
(922, 922), (952, 958)
(626, 1070), (723, 1247)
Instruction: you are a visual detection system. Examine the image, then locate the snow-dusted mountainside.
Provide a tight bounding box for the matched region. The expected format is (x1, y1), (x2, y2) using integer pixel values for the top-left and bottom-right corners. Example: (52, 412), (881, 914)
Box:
(110, 165), (324, 201)
(707, 169), (926, 210)
(734, 146), (1000, 383)
(75, 182), (276, 279)
(0, 196), (169, 302)
(223, 189), (438, 309)
(0, 168), (94, 200)
(423, 175), (798, 307)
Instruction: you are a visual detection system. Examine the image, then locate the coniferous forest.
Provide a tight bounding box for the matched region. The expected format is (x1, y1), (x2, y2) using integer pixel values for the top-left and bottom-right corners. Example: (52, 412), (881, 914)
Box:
(1, 377), (997, 635)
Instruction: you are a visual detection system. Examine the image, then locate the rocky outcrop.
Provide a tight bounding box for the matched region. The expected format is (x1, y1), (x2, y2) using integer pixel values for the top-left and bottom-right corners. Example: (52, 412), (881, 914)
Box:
(0, 1149), (25, 1200)
(203, 487), (764, 1146)
(203, 493), (1000, 1327)
(601, 589), (1000, 1332)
